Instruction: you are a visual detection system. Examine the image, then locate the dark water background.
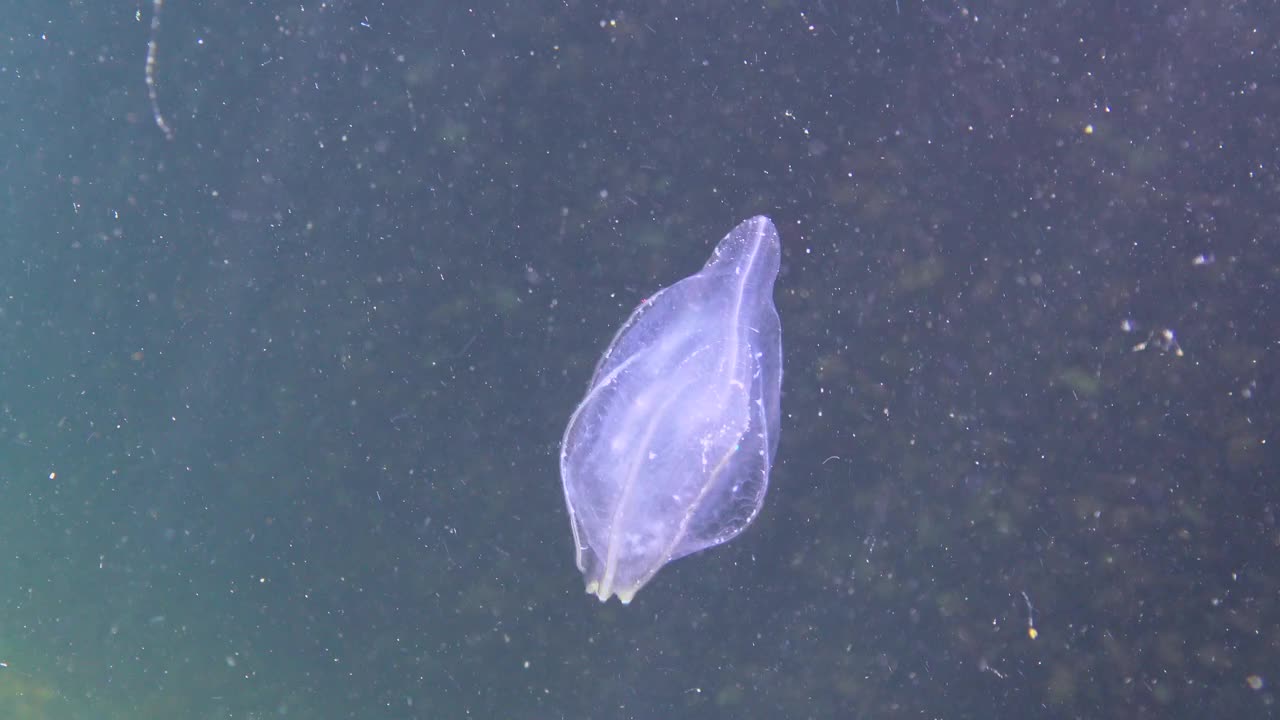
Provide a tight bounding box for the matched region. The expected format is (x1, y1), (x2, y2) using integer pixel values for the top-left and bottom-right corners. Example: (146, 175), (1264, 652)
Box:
(0, 1), (1275, 718)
